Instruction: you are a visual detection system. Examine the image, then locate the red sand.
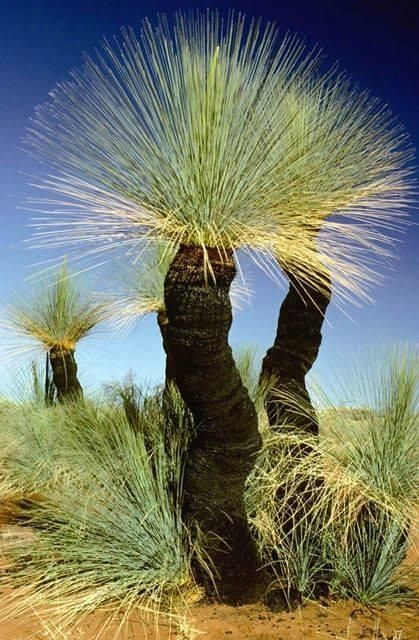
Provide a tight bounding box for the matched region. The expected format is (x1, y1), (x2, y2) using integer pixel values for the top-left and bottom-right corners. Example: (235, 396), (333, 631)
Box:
(0, 524), (417, 640)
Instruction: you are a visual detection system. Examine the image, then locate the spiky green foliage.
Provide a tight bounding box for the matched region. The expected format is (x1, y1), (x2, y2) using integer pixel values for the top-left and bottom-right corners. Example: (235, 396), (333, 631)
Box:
(0, 263), (108, 364)
(320, 346), (419, 525)
(327, 510), (411, 606)
(26, 11), (413, 301)
(268, 78), (414, 302)
(0, 391), (193, 636)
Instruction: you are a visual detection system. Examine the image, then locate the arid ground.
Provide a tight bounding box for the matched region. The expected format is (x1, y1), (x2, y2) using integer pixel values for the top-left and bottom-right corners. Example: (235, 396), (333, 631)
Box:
(1, 525), (417, 640)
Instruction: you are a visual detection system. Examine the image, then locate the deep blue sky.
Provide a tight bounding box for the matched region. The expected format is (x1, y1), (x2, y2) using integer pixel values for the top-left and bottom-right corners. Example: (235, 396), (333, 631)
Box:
(1, 0), (418, 398)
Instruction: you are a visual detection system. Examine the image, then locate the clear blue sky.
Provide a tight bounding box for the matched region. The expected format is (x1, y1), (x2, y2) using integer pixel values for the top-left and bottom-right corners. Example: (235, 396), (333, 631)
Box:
(1, 0), (418, 398)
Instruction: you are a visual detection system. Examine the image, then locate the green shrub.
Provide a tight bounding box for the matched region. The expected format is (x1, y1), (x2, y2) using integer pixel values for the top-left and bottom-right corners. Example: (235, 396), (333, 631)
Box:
(0, 391), (193, 634)
(327, 509), (411, 605)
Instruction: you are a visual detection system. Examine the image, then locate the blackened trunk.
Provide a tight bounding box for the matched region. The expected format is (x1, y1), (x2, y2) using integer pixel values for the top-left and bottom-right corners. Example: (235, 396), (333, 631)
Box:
(260, 267), (331, 599)
(261, 270), (331, 435)
(164, 244), (262, 603)
(49, 347), (83, 402)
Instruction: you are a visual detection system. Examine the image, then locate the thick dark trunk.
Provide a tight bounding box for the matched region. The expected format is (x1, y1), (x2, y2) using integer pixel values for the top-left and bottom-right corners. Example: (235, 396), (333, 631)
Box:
(49, 347), (83, 402)
(261, 269), (331, 435)
(164, 244), (262, 603)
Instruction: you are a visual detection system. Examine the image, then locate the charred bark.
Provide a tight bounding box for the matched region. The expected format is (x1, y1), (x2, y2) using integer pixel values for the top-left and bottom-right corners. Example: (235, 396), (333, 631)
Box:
(164, 244), (262, 603)
(49, 347), (83, 402)
(261, 270), (331, 435)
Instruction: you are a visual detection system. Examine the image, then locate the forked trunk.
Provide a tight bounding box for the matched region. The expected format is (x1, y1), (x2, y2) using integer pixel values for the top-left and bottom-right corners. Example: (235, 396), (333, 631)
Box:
(261, 269), (331, 435)
(164, 244), (262, 603)
(49, 347), (83, 402)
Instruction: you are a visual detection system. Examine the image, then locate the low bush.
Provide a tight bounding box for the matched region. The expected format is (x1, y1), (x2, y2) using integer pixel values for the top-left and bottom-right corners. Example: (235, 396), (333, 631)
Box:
(0, 389), (194, 635)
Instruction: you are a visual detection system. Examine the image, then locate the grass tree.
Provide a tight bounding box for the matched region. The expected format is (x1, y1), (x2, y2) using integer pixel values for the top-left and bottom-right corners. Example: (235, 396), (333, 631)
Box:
(261, 80), (413, 434)
(1, 264), (107, 401)
(22, 12), (412, 600)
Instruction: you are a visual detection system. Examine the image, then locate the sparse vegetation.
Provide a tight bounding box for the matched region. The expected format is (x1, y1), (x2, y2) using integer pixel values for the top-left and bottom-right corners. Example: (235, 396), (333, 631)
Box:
(0, 347), (417, 637)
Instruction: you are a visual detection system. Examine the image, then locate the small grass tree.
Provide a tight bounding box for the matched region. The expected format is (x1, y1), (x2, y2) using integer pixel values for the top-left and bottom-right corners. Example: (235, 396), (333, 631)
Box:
(23, 12), (412, 600)
(1, 263), (108, 401)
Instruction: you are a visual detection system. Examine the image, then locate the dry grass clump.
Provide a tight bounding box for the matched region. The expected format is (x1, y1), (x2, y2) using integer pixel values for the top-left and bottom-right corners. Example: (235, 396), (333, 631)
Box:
(246, 345), (418, 606)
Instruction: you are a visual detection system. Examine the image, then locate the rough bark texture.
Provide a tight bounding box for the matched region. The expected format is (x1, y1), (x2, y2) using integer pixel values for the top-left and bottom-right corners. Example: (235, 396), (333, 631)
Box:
(260, 266), (332, 598)
(261, 270), (332, 435)
(164, 244), (262, 604)
(49, 347), (83, 402)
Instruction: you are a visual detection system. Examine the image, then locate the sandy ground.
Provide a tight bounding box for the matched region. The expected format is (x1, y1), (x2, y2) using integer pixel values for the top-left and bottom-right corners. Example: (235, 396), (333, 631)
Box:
(1, 595), (418, 640)
(0, 524), (417, 640)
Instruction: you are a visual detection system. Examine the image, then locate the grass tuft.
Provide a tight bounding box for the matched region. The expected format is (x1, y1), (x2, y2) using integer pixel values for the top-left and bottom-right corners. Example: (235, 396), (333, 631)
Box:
(0, 390), (194, 636)
(0, 262), (109, 367)
(246, 345), (418, 606)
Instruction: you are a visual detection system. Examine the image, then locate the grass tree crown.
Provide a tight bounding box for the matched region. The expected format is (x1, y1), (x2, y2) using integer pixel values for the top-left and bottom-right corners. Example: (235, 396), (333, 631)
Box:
(1, 263), (108, 362)
(26, 11), (414, 300)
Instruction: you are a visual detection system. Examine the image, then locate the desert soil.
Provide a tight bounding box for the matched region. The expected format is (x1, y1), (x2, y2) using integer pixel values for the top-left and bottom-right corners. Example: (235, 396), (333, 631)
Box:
(0, 524), (417, 640)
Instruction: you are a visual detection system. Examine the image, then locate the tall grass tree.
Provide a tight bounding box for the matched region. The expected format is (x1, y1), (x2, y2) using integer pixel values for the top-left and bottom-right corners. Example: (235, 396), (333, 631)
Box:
(23, 12), (412, 599)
